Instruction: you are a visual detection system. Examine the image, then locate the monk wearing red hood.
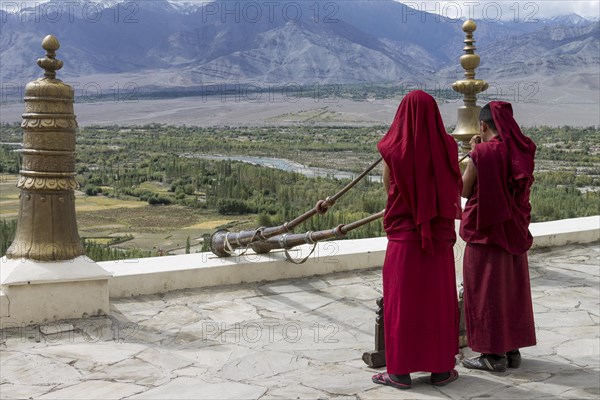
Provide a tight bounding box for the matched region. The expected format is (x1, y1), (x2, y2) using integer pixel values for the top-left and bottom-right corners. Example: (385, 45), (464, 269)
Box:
(371, 91), (462, 390)
(460, 102), (537, 372)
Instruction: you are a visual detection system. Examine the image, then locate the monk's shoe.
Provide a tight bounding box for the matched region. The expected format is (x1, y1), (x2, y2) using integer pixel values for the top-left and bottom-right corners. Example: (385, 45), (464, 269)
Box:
(507, 349), (522, 368)
(462, 354), (507, 372)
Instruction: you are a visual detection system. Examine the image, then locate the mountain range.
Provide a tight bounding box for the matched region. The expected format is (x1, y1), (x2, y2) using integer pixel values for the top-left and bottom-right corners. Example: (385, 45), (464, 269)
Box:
(1, 0), (598, 93)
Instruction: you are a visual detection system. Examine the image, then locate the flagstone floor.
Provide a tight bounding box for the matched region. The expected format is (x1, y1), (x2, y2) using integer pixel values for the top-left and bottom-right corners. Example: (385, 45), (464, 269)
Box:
(1, 242), (598, 399)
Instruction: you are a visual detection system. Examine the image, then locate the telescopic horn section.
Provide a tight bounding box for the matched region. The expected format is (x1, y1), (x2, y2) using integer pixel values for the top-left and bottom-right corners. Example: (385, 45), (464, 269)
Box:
(209, 157), (382, 257)
(250, 210), (385, 255)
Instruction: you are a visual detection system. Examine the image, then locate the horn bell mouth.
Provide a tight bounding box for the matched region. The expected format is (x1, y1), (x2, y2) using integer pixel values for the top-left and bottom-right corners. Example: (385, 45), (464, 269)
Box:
(210, 229), (231, 257)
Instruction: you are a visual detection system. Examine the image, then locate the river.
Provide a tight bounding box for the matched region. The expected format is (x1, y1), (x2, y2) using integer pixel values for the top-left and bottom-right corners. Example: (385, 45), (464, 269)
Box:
(181, 153), (382, 182)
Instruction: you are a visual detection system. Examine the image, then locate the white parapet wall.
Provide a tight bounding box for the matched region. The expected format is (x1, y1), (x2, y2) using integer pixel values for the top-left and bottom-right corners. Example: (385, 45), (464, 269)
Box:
(530, 216), (600, 248)
(103, 216), (599, 298)
(0, 257), (111, 326)
(0, 290), (9, 318)
(104, 237), (387, 298)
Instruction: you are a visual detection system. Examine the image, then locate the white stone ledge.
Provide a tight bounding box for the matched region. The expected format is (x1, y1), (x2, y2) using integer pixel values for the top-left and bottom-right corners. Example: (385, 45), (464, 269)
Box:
(102, 216), (599, 298)
(0, 256), (111, 286)
(530, 215), (599, 248)
(0, 290), (9, 318)
(103, 237), (386, 298)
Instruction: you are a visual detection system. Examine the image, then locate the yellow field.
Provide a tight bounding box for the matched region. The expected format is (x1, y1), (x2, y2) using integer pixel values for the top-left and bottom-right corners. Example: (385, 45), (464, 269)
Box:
(1, 174), (256, 254)
(1, 174), (145, 218)
(184, 219), (232, 230)
(0, 175), (21, 218)
(84, 237), (115, 245)
(74, 193), (145, 212)
(138, 181), (170, 193)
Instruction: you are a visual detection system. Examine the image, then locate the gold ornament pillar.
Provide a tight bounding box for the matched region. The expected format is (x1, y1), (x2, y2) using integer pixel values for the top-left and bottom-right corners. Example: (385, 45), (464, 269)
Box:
(452, 21), (489, 349)
(1, 35), (110, 326)
(452, 20), (489, 155)
(6, 35), (84, 261)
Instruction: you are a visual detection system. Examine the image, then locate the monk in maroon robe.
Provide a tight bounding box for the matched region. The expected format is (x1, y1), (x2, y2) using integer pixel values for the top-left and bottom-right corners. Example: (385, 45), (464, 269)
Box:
(371, 91), (462, 390)
(460, 101), (537, 372)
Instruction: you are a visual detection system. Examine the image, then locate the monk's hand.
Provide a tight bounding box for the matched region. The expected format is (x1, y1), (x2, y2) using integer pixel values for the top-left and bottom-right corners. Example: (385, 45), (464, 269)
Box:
(469, 135), (482, 150)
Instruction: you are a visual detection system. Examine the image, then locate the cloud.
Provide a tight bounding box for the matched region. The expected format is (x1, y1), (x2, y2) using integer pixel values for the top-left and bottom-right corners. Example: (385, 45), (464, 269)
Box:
(406, 1), (599, 19)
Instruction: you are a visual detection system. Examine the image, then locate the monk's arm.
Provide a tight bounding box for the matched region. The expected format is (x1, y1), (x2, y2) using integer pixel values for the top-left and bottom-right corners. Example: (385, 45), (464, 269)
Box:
(462, 158), (477, 198)
(383, 161), (390, 193)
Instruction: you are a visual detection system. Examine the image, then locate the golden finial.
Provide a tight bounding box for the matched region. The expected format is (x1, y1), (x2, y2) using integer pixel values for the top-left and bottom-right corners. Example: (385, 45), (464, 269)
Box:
(452, 20), (489, 154)
(462, 19), (477, 32)
(37, 35), (64, 79)
(459, 20), (479, 80)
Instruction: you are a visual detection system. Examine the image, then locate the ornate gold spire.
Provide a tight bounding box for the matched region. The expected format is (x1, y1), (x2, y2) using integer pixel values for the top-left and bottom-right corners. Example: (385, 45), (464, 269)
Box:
(38, 35), (64, 79)
(6, 35), (84, 261)
(452, 20), (489, 153)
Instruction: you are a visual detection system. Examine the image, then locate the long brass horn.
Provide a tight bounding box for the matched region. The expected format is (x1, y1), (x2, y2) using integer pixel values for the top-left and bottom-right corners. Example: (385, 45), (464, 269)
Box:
(458, 152), (471, 163)
(210, 157), (382, 257)
(250, 210), (385, 262)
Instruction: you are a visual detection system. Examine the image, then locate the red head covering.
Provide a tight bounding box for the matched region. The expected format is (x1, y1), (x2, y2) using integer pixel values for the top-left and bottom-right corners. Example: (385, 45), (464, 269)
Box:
(464, 101), (537, 254)
(377, 90), (462, 251)
(491, 101), (536, 182)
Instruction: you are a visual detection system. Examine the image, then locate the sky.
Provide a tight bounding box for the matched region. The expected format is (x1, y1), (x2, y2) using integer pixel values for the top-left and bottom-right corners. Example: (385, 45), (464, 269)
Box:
(4, 0), (600, 19)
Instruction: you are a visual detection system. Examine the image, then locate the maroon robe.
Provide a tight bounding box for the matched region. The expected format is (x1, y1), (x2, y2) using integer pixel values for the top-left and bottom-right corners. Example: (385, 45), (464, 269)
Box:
(377, 91), (462, 374)
(460, 101), (537, 354)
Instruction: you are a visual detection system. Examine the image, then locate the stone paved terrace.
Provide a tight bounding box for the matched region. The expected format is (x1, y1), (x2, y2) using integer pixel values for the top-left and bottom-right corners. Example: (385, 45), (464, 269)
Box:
(0, 243), (598, 400)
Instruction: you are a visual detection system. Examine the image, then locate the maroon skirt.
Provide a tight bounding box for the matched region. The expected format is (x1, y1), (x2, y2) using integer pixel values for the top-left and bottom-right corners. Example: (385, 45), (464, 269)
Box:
(383, 239), (459, 374)
(463, 243), (537, 354)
